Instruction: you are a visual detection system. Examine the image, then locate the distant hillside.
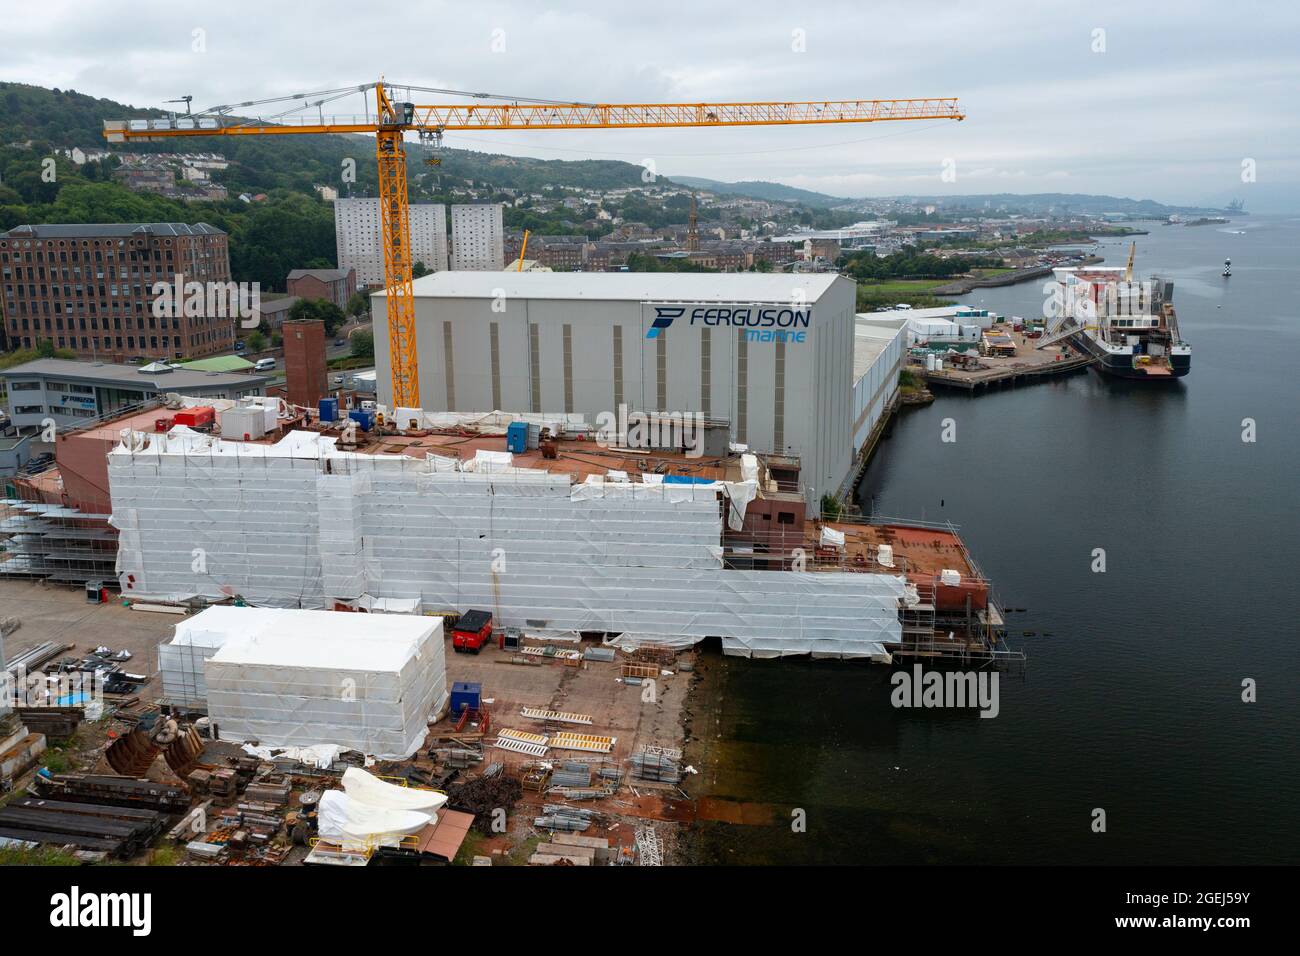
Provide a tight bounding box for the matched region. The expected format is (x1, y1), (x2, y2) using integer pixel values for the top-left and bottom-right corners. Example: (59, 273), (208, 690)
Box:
(0, 82), (671, 197)
(673, 176), (845, 207)
(880, 192), (1234, 218)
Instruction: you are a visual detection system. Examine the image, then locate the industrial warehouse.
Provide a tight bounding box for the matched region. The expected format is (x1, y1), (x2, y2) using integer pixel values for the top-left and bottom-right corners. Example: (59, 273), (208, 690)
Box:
(372, 272), (878, 512)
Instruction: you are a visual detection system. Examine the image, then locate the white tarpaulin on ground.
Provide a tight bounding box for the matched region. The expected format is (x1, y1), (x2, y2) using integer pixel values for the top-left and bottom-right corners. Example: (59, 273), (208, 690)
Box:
(317, 790), (431, 850)
(241, 743), (343, 770)
(202, 610), (447, 759)
(341, 767), (447, 815)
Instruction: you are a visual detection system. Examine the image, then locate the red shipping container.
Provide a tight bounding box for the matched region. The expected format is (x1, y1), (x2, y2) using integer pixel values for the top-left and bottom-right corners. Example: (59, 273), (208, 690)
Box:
(173, 406), (216, 427)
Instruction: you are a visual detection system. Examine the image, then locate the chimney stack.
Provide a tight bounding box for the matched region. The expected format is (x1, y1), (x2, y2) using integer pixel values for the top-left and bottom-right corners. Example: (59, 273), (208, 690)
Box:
(283, 319), (327, 410)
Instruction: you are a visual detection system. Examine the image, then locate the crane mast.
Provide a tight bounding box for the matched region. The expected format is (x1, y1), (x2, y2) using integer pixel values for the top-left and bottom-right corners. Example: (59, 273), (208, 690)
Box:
(105, 82), (964, 408)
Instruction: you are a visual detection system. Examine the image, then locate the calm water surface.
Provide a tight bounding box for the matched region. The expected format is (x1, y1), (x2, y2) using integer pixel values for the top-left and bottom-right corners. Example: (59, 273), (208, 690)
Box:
(685, 215), (1300, 865)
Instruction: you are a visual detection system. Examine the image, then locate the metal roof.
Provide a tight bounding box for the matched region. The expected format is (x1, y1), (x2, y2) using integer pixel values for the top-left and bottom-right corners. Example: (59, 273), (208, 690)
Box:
(387, 270), (844, 303)
(0, 358), (267, 389)
(287, 268), (351, 282)
(853, 316), (906, 382)
(0, 222), (225, 239)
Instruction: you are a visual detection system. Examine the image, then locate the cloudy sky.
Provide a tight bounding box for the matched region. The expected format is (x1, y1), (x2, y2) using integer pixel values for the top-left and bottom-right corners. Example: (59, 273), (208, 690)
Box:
(5, 0), (1298, 208)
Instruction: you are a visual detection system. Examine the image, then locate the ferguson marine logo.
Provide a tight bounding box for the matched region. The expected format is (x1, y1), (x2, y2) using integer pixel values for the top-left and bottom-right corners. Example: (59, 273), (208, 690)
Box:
(646, 306), (684, 338)
(646, 304), (810, 342)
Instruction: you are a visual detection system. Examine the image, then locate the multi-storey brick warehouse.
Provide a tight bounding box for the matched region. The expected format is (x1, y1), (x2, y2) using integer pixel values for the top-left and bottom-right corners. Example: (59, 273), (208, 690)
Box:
(0, 222), (235, 362)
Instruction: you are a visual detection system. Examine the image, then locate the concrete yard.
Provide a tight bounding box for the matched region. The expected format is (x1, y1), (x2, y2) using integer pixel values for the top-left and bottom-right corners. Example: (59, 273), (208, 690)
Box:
(0, 578), (178, 669)
(0, 579), (695, 864)
(920, 327), (1094, 390)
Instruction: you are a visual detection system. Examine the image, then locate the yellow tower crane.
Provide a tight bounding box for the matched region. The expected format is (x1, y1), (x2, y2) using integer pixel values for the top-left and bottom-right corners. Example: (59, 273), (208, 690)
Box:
(105, 82), (963, 407)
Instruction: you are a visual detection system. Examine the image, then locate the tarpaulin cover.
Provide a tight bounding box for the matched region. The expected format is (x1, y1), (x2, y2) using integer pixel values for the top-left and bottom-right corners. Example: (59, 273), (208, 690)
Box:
(109, 430), (906, 660)
(317, 790), (431, 850)
(201, 609), (447, 759)
(341, 767), (447, 815)
(241, 743), (343, 770)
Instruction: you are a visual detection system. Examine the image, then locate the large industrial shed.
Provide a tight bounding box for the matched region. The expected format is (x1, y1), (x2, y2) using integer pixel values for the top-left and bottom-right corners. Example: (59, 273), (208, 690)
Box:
(373, 272), (858, 512)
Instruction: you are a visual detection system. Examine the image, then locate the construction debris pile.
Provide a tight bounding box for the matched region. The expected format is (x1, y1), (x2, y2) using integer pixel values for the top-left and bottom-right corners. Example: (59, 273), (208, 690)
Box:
(446, 773), (523, 835)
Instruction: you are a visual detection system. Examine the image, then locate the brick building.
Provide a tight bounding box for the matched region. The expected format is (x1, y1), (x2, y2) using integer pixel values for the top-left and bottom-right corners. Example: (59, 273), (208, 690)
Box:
(283, 319), (327, 410)
(286, 268), (355, 310)
(254, 295), (301, 332)
(534, 241), (590, 272)
(1, 222), (235, 362)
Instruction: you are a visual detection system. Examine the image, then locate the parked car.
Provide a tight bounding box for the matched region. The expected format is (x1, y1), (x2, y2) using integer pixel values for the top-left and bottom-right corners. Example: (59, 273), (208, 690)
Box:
(234, 340), (246, 352)
(254, 357), (277, 371)
(334, 338), (346, 347)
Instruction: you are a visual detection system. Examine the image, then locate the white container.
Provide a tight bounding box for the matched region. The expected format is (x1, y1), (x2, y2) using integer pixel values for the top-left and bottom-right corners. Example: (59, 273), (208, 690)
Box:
(926, 353), (936, 372)
(220, 406), (266, 440)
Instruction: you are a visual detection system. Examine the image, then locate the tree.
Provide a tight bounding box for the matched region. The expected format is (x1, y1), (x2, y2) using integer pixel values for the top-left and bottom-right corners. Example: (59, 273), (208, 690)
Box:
(412, 261), (430, 278)
(350, 330), (374, 360)
(246, 330), (266, 353)
(287, 297), (346, 336)
(346, 291), (370, 319)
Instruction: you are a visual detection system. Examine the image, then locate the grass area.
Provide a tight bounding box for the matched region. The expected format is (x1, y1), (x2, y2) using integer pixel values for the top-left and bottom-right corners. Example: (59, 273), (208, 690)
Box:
(326, 355), (374, 371)
(500, 834), (543, 866)
(41, 748), (69, 774)
(0, 345), (78, 370)
(0, 845), (81, 866)
(856, 279), (956, 313)
(452, 829), (489, 865)
(146, 844), (180, 866)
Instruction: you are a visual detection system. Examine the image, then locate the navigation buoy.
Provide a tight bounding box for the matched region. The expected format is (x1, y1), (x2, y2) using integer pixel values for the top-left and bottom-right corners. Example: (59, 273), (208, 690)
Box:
(1222, 257), (1232, 278)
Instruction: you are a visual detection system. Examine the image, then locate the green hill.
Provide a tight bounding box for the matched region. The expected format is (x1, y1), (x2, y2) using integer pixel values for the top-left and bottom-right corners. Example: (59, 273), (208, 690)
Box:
(0, 82), (668, 197)
(0, 81), (691, 290)
(673, 176), (847, 207)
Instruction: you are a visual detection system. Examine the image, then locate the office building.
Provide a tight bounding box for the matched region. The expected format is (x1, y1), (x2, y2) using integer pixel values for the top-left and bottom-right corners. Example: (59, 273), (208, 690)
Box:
(1, 223), (235, 362)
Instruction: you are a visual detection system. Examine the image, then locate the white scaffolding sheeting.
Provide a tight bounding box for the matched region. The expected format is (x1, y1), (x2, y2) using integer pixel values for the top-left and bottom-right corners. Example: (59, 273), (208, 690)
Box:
(159, 606), (287, 704)
(201, 609), (447, 759)
(109, 431), (906, 658)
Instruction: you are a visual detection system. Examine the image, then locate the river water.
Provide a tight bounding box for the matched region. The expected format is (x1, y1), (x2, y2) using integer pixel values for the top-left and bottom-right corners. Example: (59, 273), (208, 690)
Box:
(683, 214), (1300, 865)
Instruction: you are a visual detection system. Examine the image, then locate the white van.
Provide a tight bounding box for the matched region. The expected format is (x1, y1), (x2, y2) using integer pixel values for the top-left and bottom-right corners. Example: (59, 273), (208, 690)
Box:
(254, 358), (276, 372)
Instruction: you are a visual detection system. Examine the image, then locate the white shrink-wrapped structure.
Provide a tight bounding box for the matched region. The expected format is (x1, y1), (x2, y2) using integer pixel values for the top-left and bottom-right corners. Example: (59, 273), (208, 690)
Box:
(203, 610), (446, 760)
(110, 428), (908, 660)
(159, 606), (287, 705)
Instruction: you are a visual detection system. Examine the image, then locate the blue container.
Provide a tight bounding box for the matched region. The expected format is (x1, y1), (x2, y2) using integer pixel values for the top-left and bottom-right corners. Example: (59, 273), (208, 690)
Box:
(450, 681), (482, 715)
(319, 397), (339, 423)
(348, 408), (374, 431)
(506, 421), (529, 454)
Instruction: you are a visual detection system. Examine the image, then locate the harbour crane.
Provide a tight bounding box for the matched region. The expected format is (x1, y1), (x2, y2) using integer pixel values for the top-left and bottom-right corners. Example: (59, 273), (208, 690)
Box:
(105, 82), (964, 407)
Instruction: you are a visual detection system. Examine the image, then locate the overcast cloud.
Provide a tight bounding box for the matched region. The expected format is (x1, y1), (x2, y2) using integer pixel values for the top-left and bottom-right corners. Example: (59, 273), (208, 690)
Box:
(3, 0), (1297, 208)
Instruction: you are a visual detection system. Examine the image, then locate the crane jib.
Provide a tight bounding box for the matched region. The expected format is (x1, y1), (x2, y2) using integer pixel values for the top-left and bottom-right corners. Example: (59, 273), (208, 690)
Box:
(103, 88), (962, 406)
